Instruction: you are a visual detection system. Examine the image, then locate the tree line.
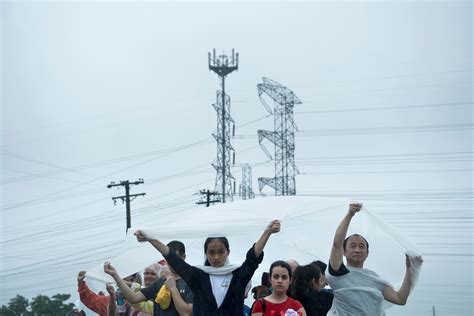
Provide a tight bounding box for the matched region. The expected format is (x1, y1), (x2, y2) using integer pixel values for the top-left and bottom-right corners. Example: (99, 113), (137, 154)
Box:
(0, 293), (78, 316)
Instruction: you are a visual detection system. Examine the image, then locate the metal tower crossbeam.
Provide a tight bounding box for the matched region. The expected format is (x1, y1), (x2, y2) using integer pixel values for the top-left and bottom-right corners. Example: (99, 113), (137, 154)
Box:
(257, 77), (300, 196)
(257, 77), (302, 114)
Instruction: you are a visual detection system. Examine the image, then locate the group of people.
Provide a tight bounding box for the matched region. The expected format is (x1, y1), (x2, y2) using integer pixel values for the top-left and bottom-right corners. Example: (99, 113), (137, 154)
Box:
(77, 203), (422, 316)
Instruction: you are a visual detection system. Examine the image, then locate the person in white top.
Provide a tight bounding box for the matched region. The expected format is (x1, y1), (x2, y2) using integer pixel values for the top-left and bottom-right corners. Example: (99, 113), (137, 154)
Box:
(327, 203), (423, 316)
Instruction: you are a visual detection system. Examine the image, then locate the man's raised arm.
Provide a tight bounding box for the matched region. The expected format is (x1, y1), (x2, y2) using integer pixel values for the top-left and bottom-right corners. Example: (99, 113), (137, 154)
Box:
(329, 203), (362, 272)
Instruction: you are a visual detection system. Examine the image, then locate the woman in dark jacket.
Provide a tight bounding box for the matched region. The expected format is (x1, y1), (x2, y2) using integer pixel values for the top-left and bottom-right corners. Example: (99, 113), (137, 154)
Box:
(134, 220), (281, 316)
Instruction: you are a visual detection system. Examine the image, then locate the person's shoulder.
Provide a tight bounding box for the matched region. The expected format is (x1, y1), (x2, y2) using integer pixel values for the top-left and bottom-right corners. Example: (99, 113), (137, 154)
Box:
(251, 297), (267, 312)
(319, 288), (334, 297)
(287, 296), (303, 308)
(328, 261), (350, 276)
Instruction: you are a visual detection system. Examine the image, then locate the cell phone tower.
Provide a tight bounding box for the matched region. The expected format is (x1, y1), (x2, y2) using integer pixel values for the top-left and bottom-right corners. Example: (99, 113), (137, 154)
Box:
(208, 49), (239, 203)
(239, 163), (255, 200)
(257, 77), (301, 196)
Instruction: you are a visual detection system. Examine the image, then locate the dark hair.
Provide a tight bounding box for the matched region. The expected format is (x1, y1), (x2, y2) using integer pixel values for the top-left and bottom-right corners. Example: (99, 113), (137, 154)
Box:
(125, 272), (142, 285)
(261, 272), (271, 288)
(269, 260), (292, 279)
(251, 285), (271, 300)
(167, 240), (186, 256)
(136, 272), (143, 284)
(204, 237), (229, 266)
(311, 260), (327, 274)
(343, 234), (369, 251)
(290, 264), (321, 299)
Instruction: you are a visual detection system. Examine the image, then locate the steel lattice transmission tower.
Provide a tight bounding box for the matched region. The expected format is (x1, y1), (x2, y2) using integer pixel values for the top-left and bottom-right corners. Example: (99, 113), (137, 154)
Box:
(239, 163), (255, 200)
(257, 77), (301, 196)
(208, 49), (239, 203)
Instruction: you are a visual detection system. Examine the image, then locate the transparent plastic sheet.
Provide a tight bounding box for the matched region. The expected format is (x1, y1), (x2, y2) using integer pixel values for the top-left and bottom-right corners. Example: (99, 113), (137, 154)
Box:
(364, 208), (423, 292)
(82, 196), (422, 310)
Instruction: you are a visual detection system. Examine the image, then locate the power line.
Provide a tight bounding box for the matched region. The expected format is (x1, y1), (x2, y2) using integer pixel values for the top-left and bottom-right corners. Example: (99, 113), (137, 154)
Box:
(298, 124), (473, 136)
(147, 163), (213, 184)
(299, 168), (473, 175)
(298, 80), (471, 99)
(297, 151), (473, 160)
(0, 166), (102, 188)
(233, 123), (473, 139)
(1, 199), (200, 278)
(295, 101), (472, 115)
(298, 68), (472, 87)
(0, 147), (191, 212)
(1, 184), (210, 243)
(1, 163), (214, 217)
(0, 138), (213, 185)
(234, 152), (473, 168)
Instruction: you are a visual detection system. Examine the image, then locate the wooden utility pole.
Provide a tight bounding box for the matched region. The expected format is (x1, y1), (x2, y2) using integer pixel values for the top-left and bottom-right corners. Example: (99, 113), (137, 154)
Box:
(196, 189), (221, 207)
(107, 179), (145, 232)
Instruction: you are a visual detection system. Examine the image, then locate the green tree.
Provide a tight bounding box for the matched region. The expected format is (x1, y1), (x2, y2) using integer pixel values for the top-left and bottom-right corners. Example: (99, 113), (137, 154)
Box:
(50, 294), (75, 315)
(0, 295), (30, 316)
(30, 295), (51, 316)
(0, 293), (75, 316)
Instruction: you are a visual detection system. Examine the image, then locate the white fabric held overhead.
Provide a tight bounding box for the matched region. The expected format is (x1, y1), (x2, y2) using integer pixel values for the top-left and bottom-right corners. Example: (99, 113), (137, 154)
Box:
(85, 196), (422, 311)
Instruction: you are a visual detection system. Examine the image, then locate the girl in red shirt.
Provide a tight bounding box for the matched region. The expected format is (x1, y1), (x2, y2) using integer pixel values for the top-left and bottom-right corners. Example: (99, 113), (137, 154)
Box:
(251, 261), (307, 316)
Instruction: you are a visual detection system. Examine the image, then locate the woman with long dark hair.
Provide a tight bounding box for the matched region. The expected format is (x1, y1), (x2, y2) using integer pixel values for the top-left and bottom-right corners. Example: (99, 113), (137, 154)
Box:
(134, 220), (280, 315)
(290, 264), (333, 316)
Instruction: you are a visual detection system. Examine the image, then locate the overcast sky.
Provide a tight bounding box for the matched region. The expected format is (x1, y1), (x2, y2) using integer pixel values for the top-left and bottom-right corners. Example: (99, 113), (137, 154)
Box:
(1, 1), (472, 315)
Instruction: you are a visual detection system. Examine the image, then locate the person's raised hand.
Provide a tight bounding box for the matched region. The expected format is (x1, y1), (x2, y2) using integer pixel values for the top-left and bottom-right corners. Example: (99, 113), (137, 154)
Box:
(134, 229), (151, 242)
(406, 254), (424, 268)
(105, 283), (116, 297)
(348, 203), (363, 216)
(103, 262), (118, 277)
(266, 219), (281, 234)
(77, 271), (86, 283)
(165, 275), (177, 290)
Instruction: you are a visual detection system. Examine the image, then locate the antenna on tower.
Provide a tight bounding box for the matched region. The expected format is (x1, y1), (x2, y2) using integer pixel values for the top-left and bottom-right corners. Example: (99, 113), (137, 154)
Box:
(208, 48), (239, 203)
(257, 77), (301, 196)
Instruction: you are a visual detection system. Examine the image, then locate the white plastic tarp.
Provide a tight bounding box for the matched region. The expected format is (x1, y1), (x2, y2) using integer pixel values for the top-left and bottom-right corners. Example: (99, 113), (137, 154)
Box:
(85, 196), (422, 309)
